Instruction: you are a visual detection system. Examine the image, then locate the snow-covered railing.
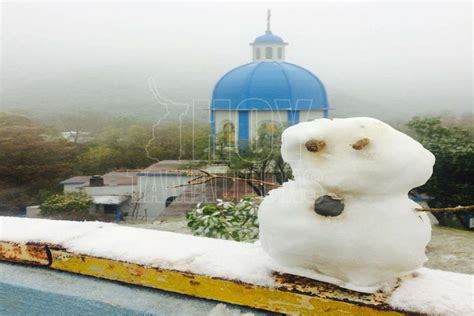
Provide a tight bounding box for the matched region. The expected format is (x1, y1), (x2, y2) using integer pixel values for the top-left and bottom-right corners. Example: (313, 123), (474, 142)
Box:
(0, 217), (472, 315)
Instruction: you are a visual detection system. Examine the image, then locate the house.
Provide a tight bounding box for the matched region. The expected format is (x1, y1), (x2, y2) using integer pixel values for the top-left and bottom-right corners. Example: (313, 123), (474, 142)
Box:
(61, 131), (93, 143)
(59, 161), (250, 222)
(133, 160), (195, 220)
(60, 170), (139, 221)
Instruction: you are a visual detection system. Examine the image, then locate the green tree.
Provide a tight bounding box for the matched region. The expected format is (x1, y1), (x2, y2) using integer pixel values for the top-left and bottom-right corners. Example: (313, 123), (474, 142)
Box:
(0, 113), (77, 189)
(40, 192), (94, 219)
(146, 122), (211, 161)
(76, 121), (211, 174)
(213, 125), (292, 196)
(407, 117), (474, 207)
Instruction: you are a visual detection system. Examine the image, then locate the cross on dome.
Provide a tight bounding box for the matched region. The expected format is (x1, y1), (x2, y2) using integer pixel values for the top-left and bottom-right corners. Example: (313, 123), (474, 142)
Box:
(267, 9), (271, 32)
(250, 10), (287, 62)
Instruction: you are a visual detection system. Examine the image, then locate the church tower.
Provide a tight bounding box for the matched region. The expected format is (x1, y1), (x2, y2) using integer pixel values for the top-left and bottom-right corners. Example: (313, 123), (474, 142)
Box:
(251, 10), (287, 62)
(211, 11), (329, 149)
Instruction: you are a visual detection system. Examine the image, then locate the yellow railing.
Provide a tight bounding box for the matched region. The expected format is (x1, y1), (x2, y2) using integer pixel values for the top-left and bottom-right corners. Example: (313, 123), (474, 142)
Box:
(0, 241), (407, 315)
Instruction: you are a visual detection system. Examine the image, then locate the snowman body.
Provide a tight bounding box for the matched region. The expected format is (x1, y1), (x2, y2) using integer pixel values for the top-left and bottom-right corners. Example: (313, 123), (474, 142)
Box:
(258, 117), (434, 292)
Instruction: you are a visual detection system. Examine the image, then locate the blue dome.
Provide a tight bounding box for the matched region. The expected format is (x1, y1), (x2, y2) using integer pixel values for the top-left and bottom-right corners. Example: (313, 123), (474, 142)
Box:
(212, 62), (328, 111)
(254, 31), (285, 44)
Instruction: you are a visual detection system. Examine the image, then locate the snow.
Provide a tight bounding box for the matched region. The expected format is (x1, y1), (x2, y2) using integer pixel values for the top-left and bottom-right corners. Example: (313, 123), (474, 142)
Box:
(0, 216), (472, 315)
(280, 117), (435, 195)
(259, 118), (435, 292)
(209, 304), (254, 316)
(390, 268), (474, 316)
(0, 217), (274, 287)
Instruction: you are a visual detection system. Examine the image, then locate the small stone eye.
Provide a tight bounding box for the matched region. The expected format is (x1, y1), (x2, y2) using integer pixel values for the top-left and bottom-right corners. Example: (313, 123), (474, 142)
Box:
(305, 139), (326, 152)
(314, 195), (344, 217)
(352, 138), (370, 150)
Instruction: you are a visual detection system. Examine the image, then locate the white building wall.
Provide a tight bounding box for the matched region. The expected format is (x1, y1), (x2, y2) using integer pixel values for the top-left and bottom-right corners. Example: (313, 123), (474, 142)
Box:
(84, 185), (136, 217)
(64, 183), (86, 193)
(299, 110), (325, 122)
(26, 205), (41, 218)
(252, 44), (286, 61)
(84, 185), (134, 196)
(136, 174), (193, 220)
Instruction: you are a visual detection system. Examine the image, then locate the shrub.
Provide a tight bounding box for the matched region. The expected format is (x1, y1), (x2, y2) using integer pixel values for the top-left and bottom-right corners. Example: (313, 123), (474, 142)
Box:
(186, 196), (261, 242)
(40, 192), (94, 217)
(407, 117), (474, 207)
(407, 116), (474, 229)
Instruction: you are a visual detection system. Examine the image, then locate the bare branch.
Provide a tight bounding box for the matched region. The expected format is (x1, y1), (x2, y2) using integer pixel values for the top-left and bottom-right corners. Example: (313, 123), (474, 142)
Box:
(173, 169), (281, 189)
(174, 169), (474, 213)
(416, 205), (474, 212)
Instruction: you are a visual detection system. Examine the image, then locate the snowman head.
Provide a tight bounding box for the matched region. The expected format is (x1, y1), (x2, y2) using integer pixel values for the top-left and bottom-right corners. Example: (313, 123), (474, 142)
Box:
(281, 117), (435, 195)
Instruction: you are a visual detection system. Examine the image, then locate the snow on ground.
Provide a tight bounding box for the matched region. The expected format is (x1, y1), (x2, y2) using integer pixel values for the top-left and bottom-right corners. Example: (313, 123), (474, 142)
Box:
(425, 226), (474, 274)
(1, 217), (472, 315)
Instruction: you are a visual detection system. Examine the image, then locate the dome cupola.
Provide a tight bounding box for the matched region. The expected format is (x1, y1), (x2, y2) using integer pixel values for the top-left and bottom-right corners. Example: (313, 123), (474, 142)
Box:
(210, 10), (330, 149)
(212, 62), (328, 111)
(250, 10), (287, 62)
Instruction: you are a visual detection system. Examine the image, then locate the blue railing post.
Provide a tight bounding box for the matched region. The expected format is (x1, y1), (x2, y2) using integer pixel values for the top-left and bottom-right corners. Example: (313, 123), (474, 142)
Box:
(115, 207), (121, 223)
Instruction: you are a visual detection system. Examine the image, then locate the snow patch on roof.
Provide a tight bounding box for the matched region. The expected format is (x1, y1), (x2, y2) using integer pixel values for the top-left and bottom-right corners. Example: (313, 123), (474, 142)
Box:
(92, 195), (130, 205)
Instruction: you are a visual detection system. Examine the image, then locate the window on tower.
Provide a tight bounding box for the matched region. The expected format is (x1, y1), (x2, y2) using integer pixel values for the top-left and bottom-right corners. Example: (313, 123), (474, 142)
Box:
(256, 48), (261, 60)
(278, 47), (283, 59)
(265, 47), (273, 59)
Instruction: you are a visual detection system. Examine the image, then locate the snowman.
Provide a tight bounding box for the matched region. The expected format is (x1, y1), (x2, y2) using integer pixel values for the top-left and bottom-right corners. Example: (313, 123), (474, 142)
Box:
(258, 117), (435, 293)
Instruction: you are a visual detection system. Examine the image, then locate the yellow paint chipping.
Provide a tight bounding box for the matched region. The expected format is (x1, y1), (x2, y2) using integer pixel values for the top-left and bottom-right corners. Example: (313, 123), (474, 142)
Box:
(0, 241), (49, 266)
(0, 241), (409, 315)
(48, 248), (404, 315)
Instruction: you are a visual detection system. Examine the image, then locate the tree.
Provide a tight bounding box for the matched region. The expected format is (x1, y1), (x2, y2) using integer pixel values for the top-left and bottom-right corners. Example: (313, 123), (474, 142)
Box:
(213, 125), (292, 196)
(76, 121), (211, 175)
(146, 121), (211, 161)
(40, 192), (94, 219)
(0, 113), (78, 189)
(407, 117), (474, 227)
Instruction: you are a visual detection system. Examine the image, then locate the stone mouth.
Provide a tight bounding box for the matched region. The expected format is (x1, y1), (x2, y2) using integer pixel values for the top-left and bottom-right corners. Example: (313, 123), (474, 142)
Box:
(314, 194), (345, 217)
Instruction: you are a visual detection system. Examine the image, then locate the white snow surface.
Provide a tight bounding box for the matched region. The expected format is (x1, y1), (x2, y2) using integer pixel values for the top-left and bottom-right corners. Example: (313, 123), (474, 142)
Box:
(1, 217), (472, 315)
(259, 117), (434, 292)
(0, 217), (273, 286)
(390, 268), (474, 316)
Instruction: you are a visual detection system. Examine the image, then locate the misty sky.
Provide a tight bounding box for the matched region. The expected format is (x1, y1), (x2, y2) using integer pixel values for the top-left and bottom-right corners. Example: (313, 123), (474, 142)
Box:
(1, 2), (472, 122)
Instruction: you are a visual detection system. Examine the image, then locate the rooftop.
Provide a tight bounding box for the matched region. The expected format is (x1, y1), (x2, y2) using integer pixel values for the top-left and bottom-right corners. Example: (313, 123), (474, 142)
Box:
(60, 171), (139, 186)
(253, 30), (286, 44)
(142, 160), (193, 173)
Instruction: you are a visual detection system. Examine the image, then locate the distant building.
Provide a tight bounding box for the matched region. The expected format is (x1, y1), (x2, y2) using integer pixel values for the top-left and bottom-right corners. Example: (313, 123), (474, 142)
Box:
(60, 170), (139, 220)
(59, 161), (254, 222)
(211, 10), (329, 147)
(62, 131), (93, 143)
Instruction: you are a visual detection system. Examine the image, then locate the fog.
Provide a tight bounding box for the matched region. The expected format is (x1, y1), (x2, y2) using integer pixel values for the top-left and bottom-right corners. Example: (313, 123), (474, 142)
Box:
(1, 2), (472, 122)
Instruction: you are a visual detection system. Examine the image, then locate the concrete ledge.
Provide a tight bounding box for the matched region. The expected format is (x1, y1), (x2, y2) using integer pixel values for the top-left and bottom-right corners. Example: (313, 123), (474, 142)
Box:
(1, 217), (471, 315)
(1, 241), (403, 315)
